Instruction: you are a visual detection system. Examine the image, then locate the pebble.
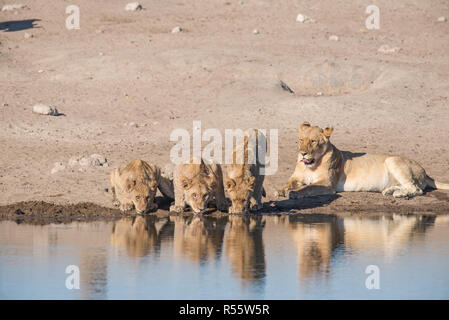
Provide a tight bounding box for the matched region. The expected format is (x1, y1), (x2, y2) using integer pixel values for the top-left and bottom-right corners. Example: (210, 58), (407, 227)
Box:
(51, 162), (65, 174)
(24, 32), (33, 39)
(437, 16), (447, 22)
(328, 35), (339, 41)
(32, 104), (59, 116)
(253, 29), (260, 35)
(79, 154), (108, 167)
(2, 4), (26, 11)
(125, 2), (142, 11)
(378, 44), (400, 54)
(171, 26), (182, 33)
(296, 13), (315, 23)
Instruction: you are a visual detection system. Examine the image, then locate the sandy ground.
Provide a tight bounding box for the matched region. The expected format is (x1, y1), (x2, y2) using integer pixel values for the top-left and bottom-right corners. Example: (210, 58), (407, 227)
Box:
(1, 0), (449, 215)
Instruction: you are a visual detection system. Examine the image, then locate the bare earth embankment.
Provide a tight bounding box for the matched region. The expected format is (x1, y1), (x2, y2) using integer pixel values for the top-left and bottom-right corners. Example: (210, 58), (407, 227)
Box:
(1, 0), (449, 221)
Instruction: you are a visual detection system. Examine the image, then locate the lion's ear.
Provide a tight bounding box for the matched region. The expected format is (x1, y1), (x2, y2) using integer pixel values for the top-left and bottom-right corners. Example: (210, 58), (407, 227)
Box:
(299, 122), (311, 133)
(322, 126), (334, 139)
(180, 177), (192, 190)
(225, 178), (236, 190)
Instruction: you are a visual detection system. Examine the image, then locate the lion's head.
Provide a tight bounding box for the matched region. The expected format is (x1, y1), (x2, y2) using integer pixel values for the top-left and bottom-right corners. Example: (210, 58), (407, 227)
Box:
(225, 176), (255, 214)
(125, 178), (158, 214)
(181, 174), (216, 214)
(298, 122), (334, 166)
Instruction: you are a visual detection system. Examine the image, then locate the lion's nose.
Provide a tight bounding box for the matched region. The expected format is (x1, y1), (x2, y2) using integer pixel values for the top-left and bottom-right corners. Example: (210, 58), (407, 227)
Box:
(301, 152), (307, 156)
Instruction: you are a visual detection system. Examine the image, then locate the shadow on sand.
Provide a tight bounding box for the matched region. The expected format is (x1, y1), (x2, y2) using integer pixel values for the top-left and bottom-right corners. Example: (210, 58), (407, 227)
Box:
(0, 19), (41, 32)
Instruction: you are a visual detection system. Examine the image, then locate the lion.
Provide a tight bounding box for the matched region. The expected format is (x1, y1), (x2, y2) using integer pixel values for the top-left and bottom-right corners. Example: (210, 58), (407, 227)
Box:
(225, 129), (266, 214)
(110, 159), (174, 214)
(170, 157), (228, 214)
(277, 121), (449, 199)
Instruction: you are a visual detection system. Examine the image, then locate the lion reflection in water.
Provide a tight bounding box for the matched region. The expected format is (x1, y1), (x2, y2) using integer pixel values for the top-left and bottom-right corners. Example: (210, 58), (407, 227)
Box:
(110, 215), (173, 257)
(172, 215), (228, 263)
(225, 216), (266, 283)
(286, 214), (436, 282)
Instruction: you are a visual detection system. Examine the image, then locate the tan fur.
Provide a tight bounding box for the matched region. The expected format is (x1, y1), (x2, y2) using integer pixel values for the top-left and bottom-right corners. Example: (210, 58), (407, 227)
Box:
(225, 215), (266, 281)
(110, 216), (170, 257)
(278, 122), (449, 199)
(110, 159), (174, 214)
(172, 215), (227, 262)
(225, 129), (266, 214)
(170, 158), (228, 214)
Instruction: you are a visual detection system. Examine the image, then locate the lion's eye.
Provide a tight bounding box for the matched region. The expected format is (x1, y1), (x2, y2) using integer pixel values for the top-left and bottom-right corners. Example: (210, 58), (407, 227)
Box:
(203, 194), (207, 200)
(193, 193), (197, 198)
(135, 196), (141, 201)
(145, 196), (150, 201)
(311, 140), (317, 143)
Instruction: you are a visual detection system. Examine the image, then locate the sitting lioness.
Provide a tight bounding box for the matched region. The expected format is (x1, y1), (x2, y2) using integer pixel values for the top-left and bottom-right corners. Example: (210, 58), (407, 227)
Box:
(277, 122), (449, 199)
(225, 129), (266, 213)
(170, 158), (228, 214)
(110, 159), (174, 214)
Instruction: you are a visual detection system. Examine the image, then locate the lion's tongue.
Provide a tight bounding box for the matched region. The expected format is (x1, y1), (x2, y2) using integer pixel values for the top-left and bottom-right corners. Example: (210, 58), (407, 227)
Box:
(302, 159), (312, 164)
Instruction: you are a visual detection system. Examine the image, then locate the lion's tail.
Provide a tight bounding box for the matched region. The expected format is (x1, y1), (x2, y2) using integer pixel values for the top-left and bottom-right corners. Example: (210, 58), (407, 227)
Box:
(426, 176), (449, 190)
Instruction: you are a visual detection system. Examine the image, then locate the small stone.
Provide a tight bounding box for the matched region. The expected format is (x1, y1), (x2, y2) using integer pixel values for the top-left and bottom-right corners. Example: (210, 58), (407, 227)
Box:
(24, 32), (33, 39)
(316, 92), (323, 96)
(128, 122), (138, 128)
(68, 156), (80, 167)
(79, 154), (108, 167)
(329, 35), (339, 41)
(2, 4), (26, 11)
(90, 154), (108, 166)
(3, 103), (8, 107)
(171, 26), (182, 33)
(37, 69), (44, 73)
(296, 14), (306, 23)
(32, 104), (59, 116)
(238, 0), (244, 4)
(378, 44), (400, 54)
(296, 13), (315, 23)
(437, 16), (447, 22)
(51, 162), (65, 174)
(253, 29), (260, 34)
(125, 2), (142, 11)
(99, 52), (104, 56)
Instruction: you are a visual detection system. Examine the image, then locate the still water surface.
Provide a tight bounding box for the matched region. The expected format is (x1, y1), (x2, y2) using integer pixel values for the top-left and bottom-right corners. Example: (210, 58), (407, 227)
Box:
(1, 213), (448, 299)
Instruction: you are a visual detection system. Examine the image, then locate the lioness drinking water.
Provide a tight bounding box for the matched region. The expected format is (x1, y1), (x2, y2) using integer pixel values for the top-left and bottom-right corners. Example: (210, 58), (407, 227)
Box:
(277, 122), (449, 199)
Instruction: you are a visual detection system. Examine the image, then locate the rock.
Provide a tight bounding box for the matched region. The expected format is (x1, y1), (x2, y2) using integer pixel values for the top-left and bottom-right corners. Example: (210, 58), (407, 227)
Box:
(171, 26), (182, 33)
(125, 2), (142, 11)
(329, 35), (339, 41)
(68, 156), (80, 167)
(296, 13), (315, 23)
(378, 44), (400, 54)
(51, 162), (65, 174)
(437, 16), (447, 22)
(37, 69), (44, 73)
(3, 103), (8, 107)
(128, 122), (138, 128)
(24, 32), (33, 39)
(32, 104), (59, 116)
(79, 154), (108, 167)
(253, 29), (260, 35)
(2, 4), (26, 11)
